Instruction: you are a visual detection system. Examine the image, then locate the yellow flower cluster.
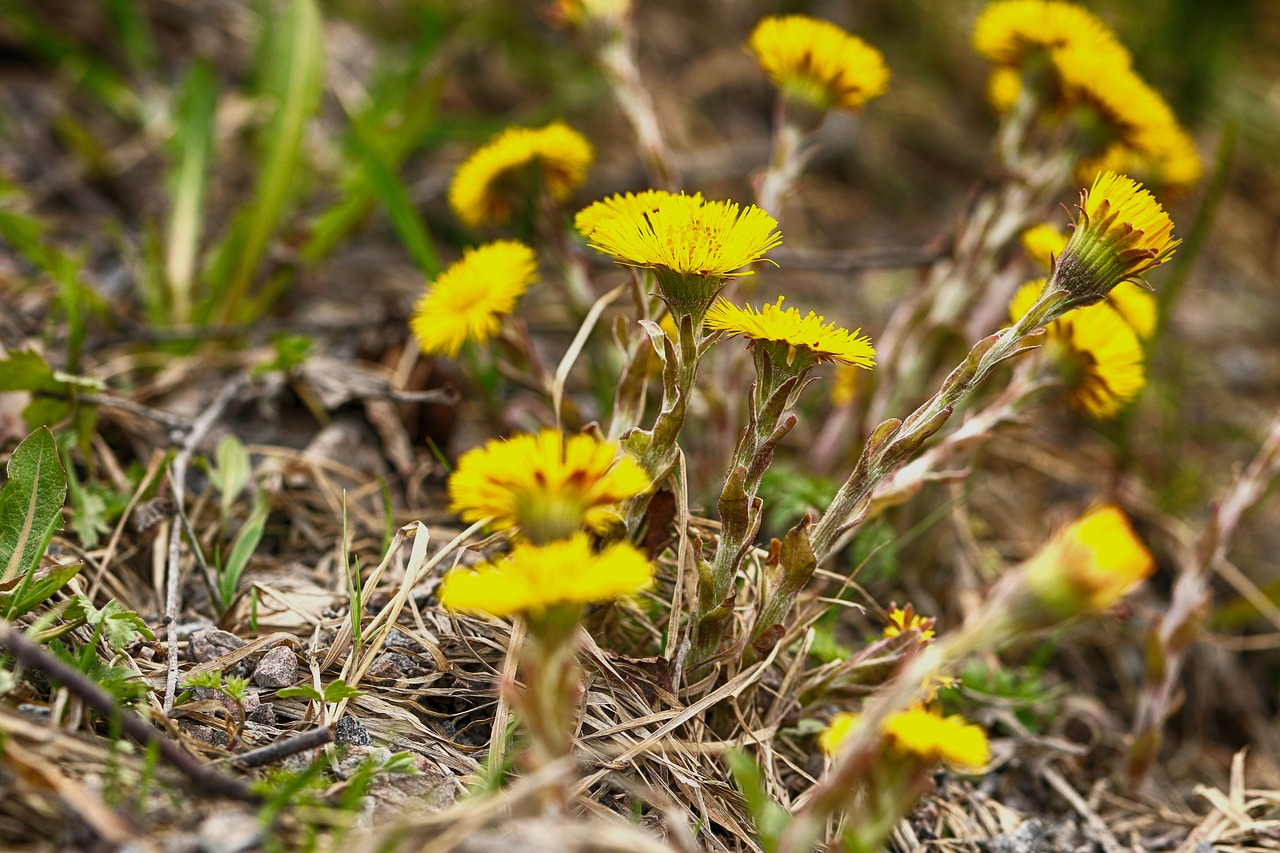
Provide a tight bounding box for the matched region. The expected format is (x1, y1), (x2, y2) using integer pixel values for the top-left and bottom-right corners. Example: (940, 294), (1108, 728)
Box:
(583, 191), (782, 280)
(449, 122), (594, 228)
(883, 604), (936, 644)
(820, 705), (989, 771)
(411, 241), (538, 357)
(747, 15), (889, 113)
(448, 429), (650, 542)
(439, 534), (653, 618)
(1019, 505), (1154, 622)
(973, 0), (1200, 188)
(704, 296), (876, 368)
(1010, 279), (1145, 418)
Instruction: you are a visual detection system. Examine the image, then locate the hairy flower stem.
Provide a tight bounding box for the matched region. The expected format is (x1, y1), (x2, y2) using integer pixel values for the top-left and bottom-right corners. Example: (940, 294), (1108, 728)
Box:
(693, 345), (810, 663)
(813, 289), (1059, 560)
(596, 31), (679, 191)
(623, 312), (711, 530)
(515, 607), (584, 810)
(1126, 409), (1280, 789)
(756, 98), (814, 220)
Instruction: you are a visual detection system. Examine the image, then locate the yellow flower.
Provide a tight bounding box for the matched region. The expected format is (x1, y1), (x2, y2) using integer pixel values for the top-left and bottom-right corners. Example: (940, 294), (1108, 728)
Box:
(448, 429), (650, 542)
(1021, 224), (1069, 269)
(705, 296), (876, 368)
(556, 0), (630, 27)
(820, 706), (989, 771)
(973, 0), (1129, 68)
(819, 711), (859, 756)
(1106, 282), (1156, 340)
(986, 66), (1024, 112)
(574, 189), (684, 239)
(1054, 171), (1178, 302)
(449, 122), (594, 228)
(411, 241), (538, 357)
(586, 192), (782, 280)
(748, 15), (889, 113)
(881, 704), (990, 771)
(1020, 505), (1154, 622)
(439, 534), (654, 618)
(829, 363), (862, 407)
(1010, 279), (1145, 418)
(883, 604), (936, 644)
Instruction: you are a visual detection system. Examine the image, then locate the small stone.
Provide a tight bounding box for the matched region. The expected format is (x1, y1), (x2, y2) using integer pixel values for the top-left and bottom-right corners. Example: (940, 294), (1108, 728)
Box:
(246, 701), (277, 726)
(366, 652), (415, 680)
(983, 820), (1044, 853)
(197, 809), (264, 853)
(188, 629), (246, 663)
(252, 646), (298, 689)
(335, 715), (372, 746)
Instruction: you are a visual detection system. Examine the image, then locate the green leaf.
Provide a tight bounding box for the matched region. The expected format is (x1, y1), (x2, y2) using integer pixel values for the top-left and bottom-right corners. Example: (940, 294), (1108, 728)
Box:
(0, 427), (68, 584)
(0, 350), (59, 393)
(219, 497), (268, 608)
(204, 0), (325, 324)
(725, 749), (790, 853)
(322, 680), (365, 703)
(165, 60), (218, 325)
(0, 562), (81, 618)
(276, 684), (324, 702)
(211, 434), (251, 519)
(65, 595), (155, 651)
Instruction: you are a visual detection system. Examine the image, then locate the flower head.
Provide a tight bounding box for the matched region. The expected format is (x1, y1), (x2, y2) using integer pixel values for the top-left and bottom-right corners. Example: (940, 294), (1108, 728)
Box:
(448, 429), (650, 542)
(439, 534), (653, 618)
(973, 1), (1129, 69)
(449, 122), (594, 228)
(555, 0), (630, 28)
(881, 705), (990, 771)
(705, 296), (875, 368)
(411, 241), (538, 357)
(883, 603), (936, 644)
(1052, 171), (1178, 303)
(574, 189), (683, 239)
(585, 192), (782, 319)
(1019, 505), (1154, 623)
(748, 15), (889, 113)
(1010, 279), (1145, 418)
(820, 706), (989, 771)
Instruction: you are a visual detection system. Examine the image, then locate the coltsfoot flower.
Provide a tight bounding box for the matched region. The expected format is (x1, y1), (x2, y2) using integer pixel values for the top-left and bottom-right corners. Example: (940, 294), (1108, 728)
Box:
(410, 241), (538, 357)
(1022, 224), (1157, 340)
(748, 15), (889, 113)
(438, 534), (654, 618)
(584, 192), (782, 319)
(883, 604), (936, 644)
(449, 122), (594, 228)
(448, 429), (650, 542)
(1052, 171), (1178, 303)
(705, 296), (875, 369)
(574, 189), (683, 239)
(1010, 279), (1145, 418)
(820, 705), (989, 771)
(1017, 505), (1154, 624)
(973, 0), (1130, 68)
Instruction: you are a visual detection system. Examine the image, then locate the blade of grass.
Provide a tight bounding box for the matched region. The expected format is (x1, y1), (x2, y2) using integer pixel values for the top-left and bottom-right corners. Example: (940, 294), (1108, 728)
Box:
(165, 61), (217, 326)
(205, 0), (324, 325)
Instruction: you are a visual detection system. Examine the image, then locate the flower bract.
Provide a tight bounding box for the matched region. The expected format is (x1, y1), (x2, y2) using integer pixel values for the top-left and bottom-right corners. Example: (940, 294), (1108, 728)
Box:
(748, 15), (889, 113)
(439, 535), (654, 618)
(410, 241), (538, 357)
(705, 296), (875, 368)
(449, 122), (594, 228)
(448, 429), (650, 542)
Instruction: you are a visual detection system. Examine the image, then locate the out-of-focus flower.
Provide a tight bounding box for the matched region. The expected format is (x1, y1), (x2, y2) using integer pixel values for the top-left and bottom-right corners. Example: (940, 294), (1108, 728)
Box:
(705, 296), (875, 368)
(748, 15), (889, 113)
(883, 604), (936, 644)
(449, 122), (594, 228)
(973, 0), (1130, 68)
(448, 429), (649, 542)
(439, 534), (653, 618)
(410, 241), (537, 357)
(820, 705), (989, 771)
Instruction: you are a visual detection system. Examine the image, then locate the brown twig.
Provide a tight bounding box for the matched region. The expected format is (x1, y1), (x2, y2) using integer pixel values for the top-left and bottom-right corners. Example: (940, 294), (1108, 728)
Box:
(230, 724), (335, 768)
(0, 618), (260, 803)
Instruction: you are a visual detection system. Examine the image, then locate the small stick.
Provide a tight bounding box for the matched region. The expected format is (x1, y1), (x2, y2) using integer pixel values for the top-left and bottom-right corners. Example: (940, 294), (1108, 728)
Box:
(230, 724), (335, 768)
(164, 378), (247, 712)
(0, 619), (260, 803)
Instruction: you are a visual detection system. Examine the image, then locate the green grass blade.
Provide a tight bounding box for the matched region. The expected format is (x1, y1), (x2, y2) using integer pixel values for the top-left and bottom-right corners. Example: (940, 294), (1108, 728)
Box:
(165, 61), (217, 325)
(205, 0), (324, 324)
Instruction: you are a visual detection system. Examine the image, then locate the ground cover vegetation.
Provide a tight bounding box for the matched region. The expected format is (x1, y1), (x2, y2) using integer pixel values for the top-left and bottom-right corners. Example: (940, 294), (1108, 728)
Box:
(1, 0), (1279, 850)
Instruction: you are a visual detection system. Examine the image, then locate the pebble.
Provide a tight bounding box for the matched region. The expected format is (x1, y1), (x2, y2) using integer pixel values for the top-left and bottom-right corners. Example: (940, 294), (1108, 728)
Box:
(196, 810), (263, 853)
(251, 646), (298, 689)
(335, 715), (372, 746)
(188, 629), (246, 663)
